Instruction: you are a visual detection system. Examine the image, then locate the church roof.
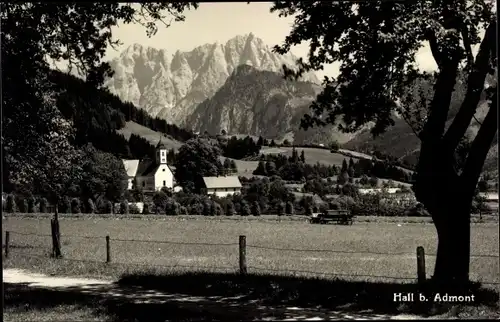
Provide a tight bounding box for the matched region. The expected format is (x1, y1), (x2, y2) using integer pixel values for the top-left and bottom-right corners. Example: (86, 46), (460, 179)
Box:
(122, 160), (140, 177)
(136, 159), (158, 177)
(122, 156), (174, 178)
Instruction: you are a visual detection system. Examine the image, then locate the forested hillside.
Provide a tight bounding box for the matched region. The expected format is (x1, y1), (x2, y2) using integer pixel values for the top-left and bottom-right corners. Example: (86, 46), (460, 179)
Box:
(3, 70), (193, 202)
(49, 71), (194, 157)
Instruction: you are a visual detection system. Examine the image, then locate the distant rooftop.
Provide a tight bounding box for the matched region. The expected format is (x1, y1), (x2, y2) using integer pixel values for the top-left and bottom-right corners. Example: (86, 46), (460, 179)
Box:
(202, 176), (242, 189)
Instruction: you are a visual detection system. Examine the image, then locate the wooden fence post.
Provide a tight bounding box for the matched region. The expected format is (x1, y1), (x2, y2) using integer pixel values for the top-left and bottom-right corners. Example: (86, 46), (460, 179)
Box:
(106, 235), (111, 263)
(416, 246), (426, 285)
(5, 231), (10, 258)
(239, 235), (247, 275)
(51, 218), (62, 258)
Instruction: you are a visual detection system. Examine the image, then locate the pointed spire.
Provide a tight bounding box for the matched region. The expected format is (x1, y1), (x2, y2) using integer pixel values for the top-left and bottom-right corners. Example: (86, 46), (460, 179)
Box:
(156, 135), (167, 149)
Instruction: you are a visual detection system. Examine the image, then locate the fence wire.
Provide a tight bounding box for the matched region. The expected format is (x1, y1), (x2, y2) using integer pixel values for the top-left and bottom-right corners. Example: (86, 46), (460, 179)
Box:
(5, 230), (499, 285)
(6, 249), (239, 272)
(246, 243), (499, 259)
(10, 250), (498, 286)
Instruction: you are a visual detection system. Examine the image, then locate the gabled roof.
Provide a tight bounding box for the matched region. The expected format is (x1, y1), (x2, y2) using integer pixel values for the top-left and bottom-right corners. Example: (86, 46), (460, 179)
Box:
(123, 157), (174, 178)
(202, 176), (242, 189)
(136, 158), (159, 177)
(122, 160), (140, 177)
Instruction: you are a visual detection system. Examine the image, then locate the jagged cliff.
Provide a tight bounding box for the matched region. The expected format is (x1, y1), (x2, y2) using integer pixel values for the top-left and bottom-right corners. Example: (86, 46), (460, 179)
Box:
(105, 33), (319, 124)
(185, 64), (320, 137)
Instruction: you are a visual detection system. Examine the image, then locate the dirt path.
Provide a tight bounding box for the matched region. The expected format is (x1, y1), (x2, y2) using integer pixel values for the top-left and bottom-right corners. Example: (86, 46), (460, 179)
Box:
(4, 269), (425, 321)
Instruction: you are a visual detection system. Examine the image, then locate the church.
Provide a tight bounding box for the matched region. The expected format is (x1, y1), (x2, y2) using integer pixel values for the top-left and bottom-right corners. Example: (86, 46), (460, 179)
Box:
(122, 138), (175, 191)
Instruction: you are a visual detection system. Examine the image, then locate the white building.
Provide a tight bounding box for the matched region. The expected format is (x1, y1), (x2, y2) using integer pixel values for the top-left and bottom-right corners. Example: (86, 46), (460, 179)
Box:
(359, 188), (402, 195)
(122, 138), (174, 191)
(202, 176), (242, 197)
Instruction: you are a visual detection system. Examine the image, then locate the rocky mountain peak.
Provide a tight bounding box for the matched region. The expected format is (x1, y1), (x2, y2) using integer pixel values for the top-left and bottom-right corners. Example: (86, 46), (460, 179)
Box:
(105, 34), (320, 124)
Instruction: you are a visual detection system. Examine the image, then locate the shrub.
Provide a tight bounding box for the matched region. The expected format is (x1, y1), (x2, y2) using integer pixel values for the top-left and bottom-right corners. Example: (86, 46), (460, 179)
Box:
(119, 201), (129, 214)
(203, 200), (213, 216)
(129, 203), (141, 214)
(15, 196), (29, 213)
(214, 202), (224, 216)
(6, 194), (17, 213)
(350, 199), (407, 217)
(405, 203), (430, 217)
(160, 187), (173, 197)
(142, 203), (151, 215)
(95, 197), (108, 214)
(337, 196), (356, 210)
(39, 197), (48, 213)
(20, 199), (28, 213)
(27, 196), (36, 213)
(87, 198), (96, 214)
(240, 200), (251, 216)
(165, 199), (180, 216)
(179, 205), (188, 216)
(304, 203), (313, 216)
(226, 201), (236, 216)
(285, 201), (294, 215)
(277, 202), (286, 216)
(312, 205), (319, 213)
(105, 201), (113, 214)
(189, 202), (204, 216)
(251, 201), (261, 216)
(153, 191), (168, 213)
(60, 197), (72, 214)
(71, 198), (81, 214)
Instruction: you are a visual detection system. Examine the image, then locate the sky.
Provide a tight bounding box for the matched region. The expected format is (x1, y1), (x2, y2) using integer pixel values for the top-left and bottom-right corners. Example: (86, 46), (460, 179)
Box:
(105, 2), (445, 78)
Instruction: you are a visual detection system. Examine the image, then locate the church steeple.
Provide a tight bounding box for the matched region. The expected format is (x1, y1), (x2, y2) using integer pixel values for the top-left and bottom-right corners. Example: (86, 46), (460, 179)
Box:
(156, 135), (168, 164)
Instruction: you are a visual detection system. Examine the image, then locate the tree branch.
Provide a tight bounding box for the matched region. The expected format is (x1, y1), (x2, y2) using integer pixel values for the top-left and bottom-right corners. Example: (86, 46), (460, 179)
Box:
(428, 31), (443, 69)
(442, 21), (496, 152)
(460, 89), (497, 198)
(460, 25), (474, 74)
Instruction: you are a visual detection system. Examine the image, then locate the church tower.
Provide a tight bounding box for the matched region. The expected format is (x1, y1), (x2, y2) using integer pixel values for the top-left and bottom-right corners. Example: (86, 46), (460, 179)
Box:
(156, 136), (168, 165)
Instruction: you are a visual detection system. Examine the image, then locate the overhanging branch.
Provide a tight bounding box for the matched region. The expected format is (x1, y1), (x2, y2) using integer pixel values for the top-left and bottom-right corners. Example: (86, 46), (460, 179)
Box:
(460, 89), (497, 197)
(442, 21), (496, 152)
(460, 25), (474, 73)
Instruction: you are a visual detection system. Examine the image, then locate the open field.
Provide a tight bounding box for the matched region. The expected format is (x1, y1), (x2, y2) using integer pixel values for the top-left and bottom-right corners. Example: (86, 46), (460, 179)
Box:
(3, 217), (498, 285)
(219, 156), (259, 175)
(116, 121), (183, 150)
(262, 146), (356, 167)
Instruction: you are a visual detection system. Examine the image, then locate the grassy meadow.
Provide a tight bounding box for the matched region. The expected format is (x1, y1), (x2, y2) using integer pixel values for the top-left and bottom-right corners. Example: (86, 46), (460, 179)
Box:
(261, 146), (350, 167)
(3, 217), (498, 286)
(116, 121), (183, 150)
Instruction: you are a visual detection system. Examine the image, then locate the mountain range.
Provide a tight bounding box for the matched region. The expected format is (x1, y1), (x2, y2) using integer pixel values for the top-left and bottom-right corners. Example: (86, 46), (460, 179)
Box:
(104, 34), (497, 171)
(105, 33), (319, 126)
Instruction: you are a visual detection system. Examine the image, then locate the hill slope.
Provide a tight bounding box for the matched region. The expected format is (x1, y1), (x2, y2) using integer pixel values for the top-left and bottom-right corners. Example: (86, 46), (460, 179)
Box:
(185, 65), (321, 138)
(117, 121), (183, 150)
(343, 73), (497, 172)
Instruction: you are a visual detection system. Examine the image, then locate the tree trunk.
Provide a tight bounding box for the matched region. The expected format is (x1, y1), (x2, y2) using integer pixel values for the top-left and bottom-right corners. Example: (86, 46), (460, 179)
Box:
(431, 200), (471, 292)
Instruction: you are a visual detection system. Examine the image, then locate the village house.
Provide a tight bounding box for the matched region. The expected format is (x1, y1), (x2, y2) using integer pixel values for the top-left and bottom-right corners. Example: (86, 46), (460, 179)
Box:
(122, 138), (174, 191)
(359, 187), (416, 207)
(202, 176), (242, 197)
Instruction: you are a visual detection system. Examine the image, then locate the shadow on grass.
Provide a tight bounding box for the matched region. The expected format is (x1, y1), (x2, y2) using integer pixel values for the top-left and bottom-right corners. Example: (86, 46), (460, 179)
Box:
(4, 272), (499, 321)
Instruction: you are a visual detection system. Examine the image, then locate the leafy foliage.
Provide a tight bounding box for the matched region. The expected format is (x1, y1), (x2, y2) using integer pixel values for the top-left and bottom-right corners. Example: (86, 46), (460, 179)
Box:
(80, 144), (128, 202)
(220, 136), (261, 159)
(1, 2), (197, 203)
(272, 1), (497, 285)
(174, 138), (224, 193)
